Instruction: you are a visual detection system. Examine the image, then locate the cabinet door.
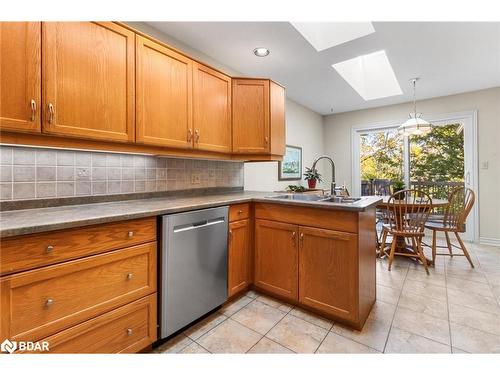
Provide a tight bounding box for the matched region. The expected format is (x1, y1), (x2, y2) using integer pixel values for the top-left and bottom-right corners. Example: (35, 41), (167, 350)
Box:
(270, 81), (286, 156)
(193, 62), (231, 153)
(254, 219), (298, 300)
(136, 35), (193, 149)
(232, 79), (270, 154)
(298, 226), (358, 321)
(42, 22), (135, 142)
(228, 219), (250, 297)
(0, 22), (41, 133)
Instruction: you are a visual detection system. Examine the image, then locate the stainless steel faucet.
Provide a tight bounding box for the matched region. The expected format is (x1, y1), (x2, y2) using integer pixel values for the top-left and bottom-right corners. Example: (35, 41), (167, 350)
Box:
(311, 156), (336, 196)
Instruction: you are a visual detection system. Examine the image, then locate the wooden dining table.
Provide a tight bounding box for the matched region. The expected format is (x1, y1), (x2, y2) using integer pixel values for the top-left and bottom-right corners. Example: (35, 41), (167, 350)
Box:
(376, 196), (448, 264)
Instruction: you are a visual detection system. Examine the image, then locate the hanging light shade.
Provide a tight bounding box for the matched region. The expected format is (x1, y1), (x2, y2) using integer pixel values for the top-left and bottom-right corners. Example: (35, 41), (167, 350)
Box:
(398, 78), (432, 136)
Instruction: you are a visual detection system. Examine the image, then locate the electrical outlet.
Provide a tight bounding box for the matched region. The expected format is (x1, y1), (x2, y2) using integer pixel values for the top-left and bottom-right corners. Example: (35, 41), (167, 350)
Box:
(191, 171), (201, 185)
(77, 167), (90, 178)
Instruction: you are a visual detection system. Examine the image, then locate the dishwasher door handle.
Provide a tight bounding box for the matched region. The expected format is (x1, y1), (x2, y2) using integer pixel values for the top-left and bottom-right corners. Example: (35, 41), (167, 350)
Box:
(173, 218), (225, 233)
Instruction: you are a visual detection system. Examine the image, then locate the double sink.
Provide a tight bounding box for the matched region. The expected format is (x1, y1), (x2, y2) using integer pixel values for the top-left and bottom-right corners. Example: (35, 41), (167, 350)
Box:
(265, 194), (363, 204)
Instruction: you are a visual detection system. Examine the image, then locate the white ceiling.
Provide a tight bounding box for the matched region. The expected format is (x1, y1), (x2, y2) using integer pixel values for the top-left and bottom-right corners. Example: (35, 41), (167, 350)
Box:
(146, 22), (500, 115)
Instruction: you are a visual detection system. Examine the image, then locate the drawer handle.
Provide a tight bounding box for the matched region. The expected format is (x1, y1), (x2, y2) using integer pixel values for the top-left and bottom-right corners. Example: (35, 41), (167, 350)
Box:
(45, 298), (54, 307)
(127, 231), (134, 238)
(46, 245), (54, 254)
(126, 328), (133, 336)
(237, 210), (243, 214)
(126, 273), (134, 280)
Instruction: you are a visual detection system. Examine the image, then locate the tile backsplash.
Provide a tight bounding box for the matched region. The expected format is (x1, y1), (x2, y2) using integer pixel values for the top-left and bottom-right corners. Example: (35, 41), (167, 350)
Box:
(0, 146), (244, 201)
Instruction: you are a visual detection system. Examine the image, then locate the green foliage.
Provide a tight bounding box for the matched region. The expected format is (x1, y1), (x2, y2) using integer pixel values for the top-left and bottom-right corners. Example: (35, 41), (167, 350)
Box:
(392, 180), (405, 191)
(286, 185), (306, 192)
(360, 124), (464, 184)
(360, 130), (403, 181)
(303, 167), (323, 182)
(409, 124), (464, 182)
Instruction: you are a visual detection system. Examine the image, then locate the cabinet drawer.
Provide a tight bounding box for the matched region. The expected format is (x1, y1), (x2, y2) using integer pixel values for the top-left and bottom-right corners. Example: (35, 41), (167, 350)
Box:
(0, 217), (157, 275)
(229, 203), (250, 222)
(0, 242), (157, 342)
(40, 294), (157, 354)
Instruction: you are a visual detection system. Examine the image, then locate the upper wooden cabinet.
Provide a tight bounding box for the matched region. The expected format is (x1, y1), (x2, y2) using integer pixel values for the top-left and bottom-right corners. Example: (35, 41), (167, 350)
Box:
(0, 22), (41, 133)
(0, 22), (286, 160)
(193, 62), (232, 153)
(232, 78), (285, 156)
(298, 226), (358, 322)
(41, 22), (135, 142)
(254, 219), (298, 301)
(136, 35), (193, 149)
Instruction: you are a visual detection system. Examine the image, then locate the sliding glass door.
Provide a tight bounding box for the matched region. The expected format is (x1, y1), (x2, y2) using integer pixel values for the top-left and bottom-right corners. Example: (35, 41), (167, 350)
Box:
(352, 112), (478, 241)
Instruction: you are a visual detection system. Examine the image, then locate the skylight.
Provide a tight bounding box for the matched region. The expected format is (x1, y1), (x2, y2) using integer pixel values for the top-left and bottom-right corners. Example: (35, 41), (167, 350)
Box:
(332, 50), (403, 101)
(291, 22), (375, 51)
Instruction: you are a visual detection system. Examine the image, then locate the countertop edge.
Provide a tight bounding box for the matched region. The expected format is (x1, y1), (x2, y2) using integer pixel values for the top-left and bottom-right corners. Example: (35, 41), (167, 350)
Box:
(0, 195), (382, 238)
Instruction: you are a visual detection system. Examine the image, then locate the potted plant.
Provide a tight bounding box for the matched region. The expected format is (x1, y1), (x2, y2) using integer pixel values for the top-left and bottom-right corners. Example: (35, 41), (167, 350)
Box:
(392, 179), (406, 199)
(303, 167), (323, 189)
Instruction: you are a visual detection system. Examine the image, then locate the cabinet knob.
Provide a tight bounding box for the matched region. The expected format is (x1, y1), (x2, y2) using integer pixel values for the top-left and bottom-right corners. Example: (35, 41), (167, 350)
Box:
(195, 129), (200, 142)
(300, 233), (304, 241)
(237, 210), (243, 214)
(187, 129), (193, 142)
(264, 136), (269, 144)
(127, 231), (134, 238)
(291, 231), (296, 239)
(45, 298), (54, 307)
(30, 99), (37, 122)
(46, 245), (54, 254)
(126, 273), (134, 280)
(126, 328), (133, 336)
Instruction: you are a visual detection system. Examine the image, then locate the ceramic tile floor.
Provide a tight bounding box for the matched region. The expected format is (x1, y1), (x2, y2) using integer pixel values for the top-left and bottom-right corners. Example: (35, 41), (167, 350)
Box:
(153, 241), (500, 354)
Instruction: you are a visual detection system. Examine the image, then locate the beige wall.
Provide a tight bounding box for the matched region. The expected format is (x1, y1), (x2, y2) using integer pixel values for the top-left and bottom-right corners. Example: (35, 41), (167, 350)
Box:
(323, 87), (500, 242)
(244, 99), (325, 192)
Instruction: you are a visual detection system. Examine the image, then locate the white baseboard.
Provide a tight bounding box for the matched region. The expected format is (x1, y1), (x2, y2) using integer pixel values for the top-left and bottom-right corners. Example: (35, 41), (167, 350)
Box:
(479, 237), (500, 247)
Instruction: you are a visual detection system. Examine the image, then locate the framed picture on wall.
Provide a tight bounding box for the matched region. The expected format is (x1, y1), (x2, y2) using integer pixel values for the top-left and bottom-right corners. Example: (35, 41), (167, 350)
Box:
(278, 145), (302, 181)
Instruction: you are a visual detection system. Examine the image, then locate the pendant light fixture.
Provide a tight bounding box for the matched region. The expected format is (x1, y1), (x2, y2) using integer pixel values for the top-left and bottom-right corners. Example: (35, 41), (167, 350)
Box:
(398, 78), (432, 136)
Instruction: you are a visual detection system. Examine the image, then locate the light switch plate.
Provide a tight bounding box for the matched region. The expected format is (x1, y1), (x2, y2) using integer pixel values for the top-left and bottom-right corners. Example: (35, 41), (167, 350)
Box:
(481, 161), (489, 170)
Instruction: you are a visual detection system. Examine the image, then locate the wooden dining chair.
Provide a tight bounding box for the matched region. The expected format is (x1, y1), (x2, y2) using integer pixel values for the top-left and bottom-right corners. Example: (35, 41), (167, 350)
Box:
(380, 189), (433, 274)
(424, 187), (475, 267)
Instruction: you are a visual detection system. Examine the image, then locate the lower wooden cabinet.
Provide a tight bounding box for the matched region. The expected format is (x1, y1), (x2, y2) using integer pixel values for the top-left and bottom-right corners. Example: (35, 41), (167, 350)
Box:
(254, 219), (298, 301)
(298, 226), (358, 321)
(0, 242), (157, 342)
(40, 294), (157, 354)
(254, 203), (376, 329)
(0, 217), (158, 353)
(228, 219), (251, 297)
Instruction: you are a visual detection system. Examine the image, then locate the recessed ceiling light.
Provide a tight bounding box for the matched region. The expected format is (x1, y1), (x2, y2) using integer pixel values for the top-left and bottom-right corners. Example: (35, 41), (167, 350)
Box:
(253, 47), (270, 57)
(332, 50), (402, 101)
(291, 22), (375, 51)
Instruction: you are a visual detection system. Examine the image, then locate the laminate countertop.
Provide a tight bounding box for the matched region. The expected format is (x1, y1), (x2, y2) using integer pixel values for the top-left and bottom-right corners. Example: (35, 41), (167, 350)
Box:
(0, 191), (382, 238)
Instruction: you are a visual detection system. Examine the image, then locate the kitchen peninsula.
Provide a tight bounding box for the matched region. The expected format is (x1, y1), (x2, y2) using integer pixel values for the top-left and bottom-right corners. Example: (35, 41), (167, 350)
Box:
(0, 189), (380, 353)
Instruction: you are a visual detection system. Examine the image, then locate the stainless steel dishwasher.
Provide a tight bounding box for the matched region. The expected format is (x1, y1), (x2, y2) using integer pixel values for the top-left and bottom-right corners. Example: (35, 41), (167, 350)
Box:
(160, 206), (228, 338)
